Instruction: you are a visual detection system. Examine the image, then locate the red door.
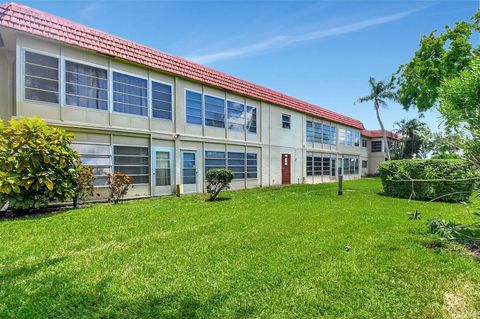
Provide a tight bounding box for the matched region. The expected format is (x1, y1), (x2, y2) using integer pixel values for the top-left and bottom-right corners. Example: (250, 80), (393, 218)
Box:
(281, 154), (291, 184)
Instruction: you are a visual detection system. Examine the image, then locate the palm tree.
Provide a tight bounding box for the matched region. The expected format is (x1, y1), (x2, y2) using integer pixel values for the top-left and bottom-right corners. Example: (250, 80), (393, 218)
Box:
(393, 118), (431, 159)
(356, 77), (398, 160)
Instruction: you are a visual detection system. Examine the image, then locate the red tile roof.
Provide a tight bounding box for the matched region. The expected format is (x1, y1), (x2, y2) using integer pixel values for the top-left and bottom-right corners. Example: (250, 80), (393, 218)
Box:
(0, 2), (367, 129)
(361, 129), (401, 141)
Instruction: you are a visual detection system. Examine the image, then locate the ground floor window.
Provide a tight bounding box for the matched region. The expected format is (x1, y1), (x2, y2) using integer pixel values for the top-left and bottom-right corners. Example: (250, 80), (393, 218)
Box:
(72, 143), (111, 186)
(307, 153), (336, 176)
(207, 151), (258, 180)
(362, 160), (368, 168)
(113, 146), (149, 184)
(246, 153), (258, 179)
(155, 151), (171, 186)
(342, 157), (359, 176)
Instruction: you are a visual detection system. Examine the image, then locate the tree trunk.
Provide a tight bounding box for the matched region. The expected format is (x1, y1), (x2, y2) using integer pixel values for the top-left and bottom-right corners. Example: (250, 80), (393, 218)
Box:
(374, 101), (391, 160)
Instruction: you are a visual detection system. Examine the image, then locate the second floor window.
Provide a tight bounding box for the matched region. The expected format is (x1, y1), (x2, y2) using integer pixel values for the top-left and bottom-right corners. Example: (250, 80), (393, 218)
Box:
(371, 140), (382, 152)
(354, 131), (360, 147)
(282, 114), (291, 129)
(228, 101), (245, 132)
(151, 81), (172, 120)
(65, 61), (108, 110)
(246, 106), (257, 134)
(24, 51), (59, 103)
(323, 124), (336, 145)
(362, 139), (368, 148)
(205, 95), (225, 128)
(185, 90), (202, 125)
(113, 72), (148, 116)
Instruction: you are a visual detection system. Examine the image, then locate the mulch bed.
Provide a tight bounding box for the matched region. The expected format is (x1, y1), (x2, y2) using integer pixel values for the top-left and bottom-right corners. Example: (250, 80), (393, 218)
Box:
(0, 206), (72, 221)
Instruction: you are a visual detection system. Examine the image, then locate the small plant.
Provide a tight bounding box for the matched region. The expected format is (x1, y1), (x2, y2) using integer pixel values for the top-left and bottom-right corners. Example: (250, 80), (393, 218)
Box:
(407, 210), (421, 220)
(107, 173), (133, 204)
(205, 168), (234, 201)
(72, 164), (96, 208)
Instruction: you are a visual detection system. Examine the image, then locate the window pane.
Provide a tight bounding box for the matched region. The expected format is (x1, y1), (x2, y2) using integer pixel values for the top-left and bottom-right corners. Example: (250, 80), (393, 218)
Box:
(72, 143), (112, 187)
(186, 90), (203, 125)
(227, 101), (245, 131)
(152, 82), (173, 120)
(113, 146), (149, 184)
(246, 106), (257, 134)
(113, 72), (148, 116)
(25, 52), (59, 104)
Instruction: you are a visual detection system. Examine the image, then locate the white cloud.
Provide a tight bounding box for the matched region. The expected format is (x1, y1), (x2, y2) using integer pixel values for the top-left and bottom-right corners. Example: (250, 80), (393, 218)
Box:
(184, 8), (423, 64)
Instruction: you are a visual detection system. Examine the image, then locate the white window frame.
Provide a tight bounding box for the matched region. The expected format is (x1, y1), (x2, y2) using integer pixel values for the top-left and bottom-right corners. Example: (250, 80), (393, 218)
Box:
(184, 88), (203, 126)
(227, 98), (246, 132)
(204, 93), (226, 129)
(113, 144), (150, 185)
(282, 114), (291, 129)
(110, 69), (149, 118)
(72, 141), (112, 188)
(150, 79), (174, 122)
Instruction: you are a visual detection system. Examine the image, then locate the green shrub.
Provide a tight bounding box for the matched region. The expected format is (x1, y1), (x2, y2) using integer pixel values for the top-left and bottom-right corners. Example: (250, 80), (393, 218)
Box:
(205, 168), (234, 201)
(107, 173), (133, 204)
(379, 159), (478, 203)
(0, 117), (80, 210)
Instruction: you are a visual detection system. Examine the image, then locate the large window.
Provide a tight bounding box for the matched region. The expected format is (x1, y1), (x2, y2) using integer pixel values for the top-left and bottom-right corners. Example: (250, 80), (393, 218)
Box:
(323, 124), (336, 145)
(322, 157), (330, 176)
(246, 106), (257, 134)
(347, 130), (353, 145)
(371, 141), (383, 152)
(113, 146), (149, 184)
(306, 156), (313, 176)
(227, 152), (245, 179)
(314, 156), (322, 176)
(341, 157), (359, 175)
(152, 81), (172, 120)
(72, 143), (111, 186)
(205, 95), (225, 128)
(339, 129), (347, 145)
(306, 121), (323, 143)
(65, 61), (108, 110)
(205, 151), (226, 173)
(246, 153), (258, 178)
(186, 90), (203, 125)
(354, 131), (360, 147)
(25, 51), (59, 103)
(113, 72), (148, 116)
(228, 101), (245, 131)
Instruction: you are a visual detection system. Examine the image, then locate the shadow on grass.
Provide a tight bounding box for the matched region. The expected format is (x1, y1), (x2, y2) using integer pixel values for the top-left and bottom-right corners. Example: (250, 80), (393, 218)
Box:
(0, 256), (67, 283)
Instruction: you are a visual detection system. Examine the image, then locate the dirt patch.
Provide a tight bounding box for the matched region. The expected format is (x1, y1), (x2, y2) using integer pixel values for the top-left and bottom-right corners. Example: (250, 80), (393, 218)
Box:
(0, 206), (72, 221)
(443, 281), (479, 319)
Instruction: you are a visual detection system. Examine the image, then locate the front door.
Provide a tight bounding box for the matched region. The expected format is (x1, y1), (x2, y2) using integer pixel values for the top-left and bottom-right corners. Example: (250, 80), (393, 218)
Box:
(152, 148), (173, 196)
(182, 151), (197, 193)
(281, 154), (291, 185)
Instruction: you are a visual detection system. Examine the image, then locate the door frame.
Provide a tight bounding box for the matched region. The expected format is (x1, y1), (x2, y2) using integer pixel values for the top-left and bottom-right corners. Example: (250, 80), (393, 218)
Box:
(151, 147), (174, 196)
(181, 150), (198, 194)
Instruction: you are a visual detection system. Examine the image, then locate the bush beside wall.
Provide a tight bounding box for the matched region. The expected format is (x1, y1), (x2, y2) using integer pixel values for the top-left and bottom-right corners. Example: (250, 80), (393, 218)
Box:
(378, 159), (477, 202)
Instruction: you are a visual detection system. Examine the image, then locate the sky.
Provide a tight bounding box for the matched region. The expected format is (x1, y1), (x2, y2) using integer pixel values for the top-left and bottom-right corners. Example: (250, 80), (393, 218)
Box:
(18, 0), (480, 131)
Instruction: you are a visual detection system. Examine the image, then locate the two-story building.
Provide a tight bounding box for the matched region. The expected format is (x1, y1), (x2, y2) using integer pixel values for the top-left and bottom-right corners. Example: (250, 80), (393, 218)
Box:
(0, 3), (400, 199)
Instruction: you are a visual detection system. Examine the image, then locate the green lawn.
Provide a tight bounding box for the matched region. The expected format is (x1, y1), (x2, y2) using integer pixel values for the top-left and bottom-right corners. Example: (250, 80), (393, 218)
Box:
(0, 179), (479, 318)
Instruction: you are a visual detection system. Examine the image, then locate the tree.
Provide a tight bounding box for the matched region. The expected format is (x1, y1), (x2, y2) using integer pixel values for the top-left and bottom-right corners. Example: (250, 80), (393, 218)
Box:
(0, 117), (79, 210)
(430, 130), (466, 159)
(392, 118), (432, 159)
(356, 77), (398, 160)
(439, 57), (480, 166)
(394, 10), (479, 112)
(205, 168), (234, 201)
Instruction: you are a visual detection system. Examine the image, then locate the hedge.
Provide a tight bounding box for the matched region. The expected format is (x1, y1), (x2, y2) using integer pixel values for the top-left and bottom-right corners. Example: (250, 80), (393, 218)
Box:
(378, 159), (478, 203)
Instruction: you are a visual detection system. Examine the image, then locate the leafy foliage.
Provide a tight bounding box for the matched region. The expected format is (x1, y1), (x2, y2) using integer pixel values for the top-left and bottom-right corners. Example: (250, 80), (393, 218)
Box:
(439, 57), (480, 167)
(107, 173), (132, 204)
(392, 118), (432, 159)
(379, 159), (477, 202)
(355, 77), (398, 160)
(394, 10), (479, 111)
(72, 165), (96, 208)
(205, 168), (234, 201)
(0, 117), (79, 210)
(428, 217), (480, 247)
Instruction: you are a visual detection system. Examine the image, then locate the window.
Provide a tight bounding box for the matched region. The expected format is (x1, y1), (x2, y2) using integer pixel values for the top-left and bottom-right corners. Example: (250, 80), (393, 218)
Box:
(362, 139), (368, 148)
(72, 143), (111, 186)
(155, 151), (171, 186)
(354, 158), (359, 175)
(205, 151), (226, 173)
(152, 81), (173, 120)
(331, 157), (336, 176)
(306, 156), (313, 176)
(347, 130), (353, 145)
(343, 158), (349, 175)
(182, 152), (196, 184)
(113, 72), (148, 116)
(25, 51), (59, 103)
(247, 153), (258, 178)
(354, 131), (360, 147)
(323, 125), (336, 145)
(362, 160), (368, 168)
(313, 122), (322, 143)
(205, 95), (225, 128)
(322, 157), (330, 176)
(228, 152), (245, 179)
(282, 114), (291, 129)
(306, 121), (314, 142)
(113, 146), (149, 184)
(339, 129), (347, 145)
(65, 61), (108, 110)
(246, 106), (257, 134)
(314, 156), (322, 176)
(227, 101), (245, 131)
(371, 141), (382, 152)
(186, 90), (202, 125)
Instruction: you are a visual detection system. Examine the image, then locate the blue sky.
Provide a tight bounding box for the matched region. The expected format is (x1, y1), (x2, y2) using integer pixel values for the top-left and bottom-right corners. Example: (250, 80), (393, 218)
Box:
(20, 0), (479, 131)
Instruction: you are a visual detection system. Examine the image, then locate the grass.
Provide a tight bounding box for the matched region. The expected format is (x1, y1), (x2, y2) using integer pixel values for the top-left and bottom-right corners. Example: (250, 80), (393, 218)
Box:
(0, 178), (479, 318)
